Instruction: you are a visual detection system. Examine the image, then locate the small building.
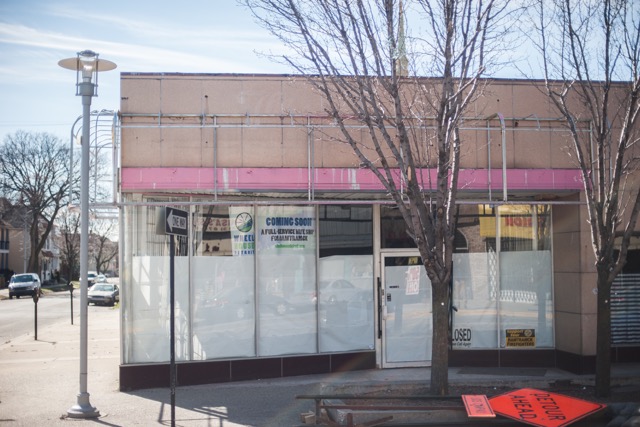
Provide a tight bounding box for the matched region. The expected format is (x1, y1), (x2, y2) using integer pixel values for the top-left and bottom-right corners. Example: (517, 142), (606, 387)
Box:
(117, 73), (640, 390)
(0, 198), (60, 283)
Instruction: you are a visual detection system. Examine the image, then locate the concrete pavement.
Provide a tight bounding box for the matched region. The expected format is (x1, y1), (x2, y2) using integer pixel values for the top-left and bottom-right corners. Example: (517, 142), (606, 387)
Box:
(1, 289), (639, 426)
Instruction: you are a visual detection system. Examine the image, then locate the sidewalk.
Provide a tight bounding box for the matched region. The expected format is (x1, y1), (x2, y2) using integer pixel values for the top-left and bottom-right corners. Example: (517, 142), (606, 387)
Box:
(0, 293), (639, 426)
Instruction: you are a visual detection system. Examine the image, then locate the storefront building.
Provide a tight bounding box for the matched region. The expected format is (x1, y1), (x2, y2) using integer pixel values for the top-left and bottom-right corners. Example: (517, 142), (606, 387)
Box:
(118, 73), (640, 390)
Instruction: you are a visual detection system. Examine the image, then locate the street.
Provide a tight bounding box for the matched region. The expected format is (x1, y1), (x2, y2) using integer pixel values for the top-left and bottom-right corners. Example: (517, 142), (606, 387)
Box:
(0, 287), (318, 427)
(0, 290), (77, 344)
(0, 278), (120, 345)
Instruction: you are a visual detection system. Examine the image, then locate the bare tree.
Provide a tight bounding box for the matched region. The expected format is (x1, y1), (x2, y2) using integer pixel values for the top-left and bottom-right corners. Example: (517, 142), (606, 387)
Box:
(0, 131), (77, 274)
(242, 0), (513, 394)
(56, 208), (81, 283)
(90, 219), (118, 275)
(532, 0), (640, 396)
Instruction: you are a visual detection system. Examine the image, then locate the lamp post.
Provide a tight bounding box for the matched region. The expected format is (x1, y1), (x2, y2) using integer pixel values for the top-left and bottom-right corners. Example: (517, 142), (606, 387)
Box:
(59, 50), (116, 419)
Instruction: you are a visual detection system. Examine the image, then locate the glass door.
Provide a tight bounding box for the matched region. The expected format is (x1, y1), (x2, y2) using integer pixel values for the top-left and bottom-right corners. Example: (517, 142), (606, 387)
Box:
(381, 252), (432, 367)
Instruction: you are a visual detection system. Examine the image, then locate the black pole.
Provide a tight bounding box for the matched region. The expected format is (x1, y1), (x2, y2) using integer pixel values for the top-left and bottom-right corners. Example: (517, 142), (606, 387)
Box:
(170, 234), (176, 427)
(33, 290), (39, 341)
(70, 285), (74, 325)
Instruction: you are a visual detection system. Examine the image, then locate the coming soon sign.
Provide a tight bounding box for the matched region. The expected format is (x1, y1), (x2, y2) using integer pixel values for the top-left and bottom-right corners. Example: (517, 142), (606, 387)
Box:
(489, 388), (605, 427)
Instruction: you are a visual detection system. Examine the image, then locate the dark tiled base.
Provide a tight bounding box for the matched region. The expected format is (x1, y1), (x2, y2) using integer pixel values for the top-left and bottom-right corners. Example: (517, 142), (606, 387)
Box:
(120, 351), (376, 391)
(120, 347), (638, 391)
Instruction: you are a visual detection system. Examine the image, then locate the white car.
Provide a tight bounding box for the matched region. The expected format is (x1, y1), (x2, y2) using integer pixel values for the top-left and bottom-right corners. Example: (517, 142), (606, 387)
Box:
(84, 271), (98, 287)
(8, 273), (41, 299)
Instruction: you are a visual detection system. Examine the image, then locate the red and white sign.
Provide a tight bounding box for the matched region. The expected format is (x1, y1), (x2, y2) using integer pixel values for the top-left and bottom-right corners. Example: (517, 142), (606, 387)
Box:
(489, 388), (606, 427)
(405, 266), (420, 295)
(462, 395), (495, 418)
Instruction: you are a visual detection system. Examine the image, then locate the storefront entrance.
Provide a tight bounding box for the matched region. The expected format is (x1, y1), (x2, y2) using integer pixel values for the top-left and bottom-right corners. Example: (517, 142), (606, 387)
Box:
(380, 252), (432, 368)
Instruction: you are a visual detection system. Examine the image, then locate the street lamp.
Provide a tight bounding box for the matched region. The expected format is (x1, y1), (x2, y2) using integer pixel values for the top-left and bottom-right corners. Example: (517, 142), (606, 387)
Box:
(58, 50), (116, 419)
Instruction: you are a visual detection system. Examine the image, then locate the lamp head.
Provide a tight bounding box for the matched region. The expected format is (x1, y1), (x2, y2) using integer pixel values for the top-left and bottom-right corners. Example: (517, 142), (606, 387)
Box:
(58, 50), (117, 96)
(78, 50), (98, 82)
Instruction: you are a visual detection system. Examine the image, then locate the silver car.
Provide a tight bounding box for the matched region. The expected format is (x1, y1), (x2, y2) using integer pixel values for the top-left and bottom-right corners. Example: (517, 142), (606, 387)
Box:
(8, 273), (41, 299)
(88, 283), (119, 306)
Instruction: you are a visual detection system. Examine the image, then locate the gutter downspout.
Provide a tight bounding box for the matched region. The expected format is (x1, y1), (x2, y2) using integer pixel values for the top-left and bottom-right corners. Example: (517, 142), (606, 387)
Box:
(486, 113), (507, 202)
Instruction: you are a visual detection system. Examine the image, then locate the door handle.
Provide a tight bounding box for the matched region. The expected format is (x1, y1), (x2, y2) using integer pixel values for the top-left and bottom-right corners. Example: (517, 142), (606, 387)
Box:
(377, 277), (383, 338)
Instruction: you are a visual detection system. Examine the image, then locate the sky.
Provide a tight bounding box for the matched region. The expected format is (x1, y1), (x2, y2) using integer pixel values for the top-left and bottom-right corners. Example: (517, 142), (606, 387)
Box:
(0, 0), (563, 147)
(0, 0), (290, 143)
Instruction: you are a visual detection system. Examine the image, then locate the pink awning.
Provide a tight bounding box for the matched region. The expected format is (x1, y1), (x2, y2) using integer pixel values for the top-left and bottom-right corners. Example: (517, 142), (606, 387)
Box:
(121, 167), (583, 194)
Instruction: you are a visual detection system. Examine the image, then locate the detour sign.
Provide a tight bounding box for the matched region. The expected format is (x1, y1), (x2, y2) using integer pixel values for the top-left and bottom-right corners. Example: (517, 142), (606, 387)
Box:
(489, 388), (606, 427)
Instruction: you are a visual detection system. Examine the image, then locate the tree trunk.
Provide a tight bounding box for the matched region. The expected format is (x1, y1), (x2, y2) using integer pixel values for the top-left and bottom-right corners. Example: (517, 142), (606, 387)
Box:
(28, 247), (38, 275)
(430, 277), (450, 395)
(595, 266), (612, 397)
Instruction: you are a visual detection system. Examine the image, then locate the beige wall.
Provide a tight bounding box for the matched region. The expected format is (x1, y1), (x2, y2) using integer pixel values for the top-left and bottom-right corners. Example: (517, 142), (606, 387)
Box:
(552, 193), (599, 356)
(120, 74), (579, 171)
(8, 228), (26, 274)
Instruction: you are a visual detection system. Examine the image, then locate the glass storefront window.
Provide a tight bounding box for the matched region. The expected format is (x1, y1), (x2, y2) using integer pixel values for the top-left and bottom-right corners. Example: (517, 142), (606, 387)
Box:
(452, 204), (498, 349)
(256, 205), (317, 356)
(124, 199), (377, 365)
(381, 206), (415, 248)
(451, 204), (554, 349)
(318, 205), (374, 352)
(122, 197), (555, 366)
(191, 205), (256, 360)
(123, 197), (190, 364)
(498, 205), (554, 348)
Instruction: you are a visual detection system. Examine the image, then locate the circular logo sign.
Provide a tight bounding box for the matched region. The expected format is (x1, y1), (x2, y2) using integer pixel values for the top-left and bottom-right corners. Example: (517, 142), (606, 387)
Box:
(235, 212), (253, 233)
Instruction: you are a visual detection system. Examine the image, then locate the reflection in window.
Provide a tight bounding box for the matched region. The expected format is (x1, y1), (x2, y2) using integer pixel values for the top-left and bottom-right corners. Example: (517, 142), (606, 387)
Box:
(496, 205), (551, 252)
(122, 197), (190, 364)
(452, 205), (497, 348)
(193, 205), (232, 256)
(191, 205), (255, 360)
(452, 204), (554, 350)
(318, 205), (374, 352)
(381, 206), (415, 249)
(382, 256), (432, 363)
(319, 205), (373, 256)
(256, 205), (317, 356)
(498, 205), (553, 348)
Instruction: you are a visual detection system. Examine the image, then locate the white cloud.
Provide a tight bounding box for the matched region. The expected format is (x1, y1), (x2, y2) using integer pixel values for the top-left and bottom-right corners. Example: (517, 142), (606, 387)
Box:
(47, 5), (272, 46)
(0, 21), (287, 77)
(0, 0), (292, 142)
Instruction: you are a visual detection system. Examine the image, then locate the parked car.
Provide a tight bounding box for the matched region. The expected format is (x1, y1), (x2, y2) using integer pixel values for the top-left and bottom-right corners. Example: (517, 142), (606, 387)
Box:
(261, 292), (290, 315)
(88, 283), (119, 306)
(318, 279), (369, 304)
(82, 271), (98, 287)
(206, 287), (253, 321)
(8, 273), (41, 299)
(96, 274), (107, 283)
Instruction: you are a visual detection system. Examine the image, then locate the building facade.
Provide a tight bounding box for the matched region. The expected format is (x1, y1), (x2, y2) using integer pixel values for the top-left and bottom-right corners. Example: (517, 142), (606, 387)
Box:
(0, 198), (60, 284)
(118, 73), (640, 390)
